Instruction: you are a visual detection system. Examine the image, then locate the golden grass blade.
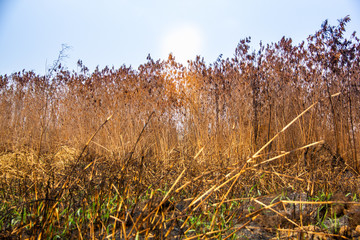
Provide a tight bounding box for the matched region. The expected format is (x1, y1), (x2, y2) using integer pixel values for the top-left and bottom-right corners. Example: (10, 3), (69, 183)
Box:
(83, 114), (113, 155)
(243, 201), (282, 219)
(253, 140), (325, 167)
(282, 200), (360, 205)
(251, 92), (340, 159)
(188, 185), (216, 208)
(193, 146), (204, 160)
(252, 198), (301, 229)
(251, 101), (318, 159)
(142, 168), (186, 224)
(162, 168), (186, 201)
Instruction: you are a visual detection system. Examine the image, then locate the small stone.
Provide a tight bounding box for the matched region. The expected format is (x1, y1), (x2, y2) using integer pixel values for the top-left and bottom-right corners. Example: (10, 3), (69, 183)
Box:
(339, 226), (351, 237)
(356, 225), (360, 234)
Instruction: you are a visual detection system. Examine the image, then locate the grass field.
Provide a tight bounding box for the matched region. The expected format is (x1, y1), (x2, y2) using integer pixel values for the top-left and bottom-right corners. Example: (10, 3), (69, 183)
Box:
(1, 16), (360, 239)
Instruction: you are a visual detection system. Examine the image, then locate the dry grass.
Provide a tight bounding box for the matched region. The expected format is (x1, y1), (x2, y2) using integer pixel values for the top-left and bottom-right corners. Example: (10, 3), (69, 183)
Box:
(0, 16), (360, 239)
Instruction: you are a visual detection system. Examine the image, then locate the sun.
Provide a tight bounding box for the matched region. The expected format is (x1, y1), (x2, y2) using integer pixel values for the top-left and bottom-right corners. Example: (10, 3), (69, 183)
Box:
(161, 24), (203, 64)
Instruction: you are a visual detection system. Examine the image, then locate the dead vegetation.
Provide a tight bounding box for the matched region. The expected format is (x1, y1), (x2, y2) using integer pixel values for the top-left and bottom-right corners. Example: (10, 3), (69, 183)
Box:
(0, 16), (360, 239)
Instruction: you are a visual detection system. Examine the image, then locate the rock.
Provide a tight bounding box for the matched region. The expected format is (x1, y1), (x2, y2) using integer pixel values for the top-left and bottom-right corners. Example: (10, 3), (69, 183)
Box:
(356, 225), (360, 234)
(353, 225), (360, 237)
(345, 204), (360, 228)
(339, 226), (351, 237)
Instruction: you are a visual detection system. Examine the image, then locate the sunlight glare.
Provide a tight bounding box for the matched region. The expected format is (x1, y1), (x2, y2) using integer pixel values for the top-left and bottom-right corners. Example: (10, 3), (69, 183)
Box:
(161, 25), (203, 64)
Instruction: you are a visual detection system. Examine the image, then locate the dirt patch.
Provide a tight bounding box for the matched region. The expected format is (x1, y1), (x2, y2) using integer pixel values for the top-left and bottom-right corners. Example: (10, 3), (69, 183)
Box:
(232, 192), (360, 239)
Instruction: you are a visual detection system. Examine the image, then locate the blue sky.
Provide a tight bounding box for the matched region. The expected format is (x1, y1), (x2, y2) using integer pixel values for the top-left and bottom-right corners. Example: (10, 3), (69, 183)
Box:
(0, 0), (359, 75)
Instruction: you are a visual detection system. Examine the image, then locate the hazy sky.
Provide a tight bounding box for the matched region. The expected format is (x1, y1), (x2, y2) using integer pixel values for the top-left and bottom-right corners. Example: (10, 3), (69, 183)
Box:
(0, 0), (359, 75)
